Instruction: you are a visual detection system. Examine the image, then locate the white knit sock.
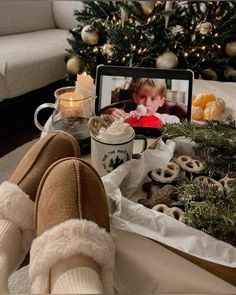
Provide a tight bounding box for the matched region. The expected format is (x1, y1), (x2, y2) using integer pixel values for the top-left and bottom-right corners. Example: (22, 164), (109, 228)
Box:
(0, 219), (24, 293)
(51, 267), (104, 294)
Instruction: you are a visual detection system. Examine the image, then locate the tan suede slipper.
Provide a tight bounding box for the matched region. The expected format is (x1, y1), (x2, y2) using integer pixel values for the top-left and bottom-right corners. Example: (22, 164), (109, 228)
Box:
(0, 131), (80, 259)
(30, 157), (115, 294)
(9, 131), (80, 202)
(34, 157), (109, 235)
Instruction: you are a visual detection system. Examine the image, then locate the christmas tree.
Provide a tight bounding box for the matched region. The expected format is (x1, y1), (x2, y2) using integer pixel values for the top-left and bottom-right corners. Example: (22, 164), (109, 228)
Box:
(66, 1), (236, 82)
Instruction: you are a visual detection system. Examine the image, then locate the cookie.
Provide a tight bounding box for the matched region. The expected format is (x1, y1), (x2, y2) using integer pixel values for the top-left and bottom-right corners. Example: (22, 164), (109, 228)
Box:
(138, 184), (177, 208)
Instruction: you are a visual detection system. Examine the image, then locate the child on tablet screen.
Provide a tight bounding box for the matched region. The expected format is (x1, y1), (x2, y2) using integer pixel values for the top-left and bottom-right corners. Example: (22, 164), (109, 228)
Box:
(106, 78), (180, 128)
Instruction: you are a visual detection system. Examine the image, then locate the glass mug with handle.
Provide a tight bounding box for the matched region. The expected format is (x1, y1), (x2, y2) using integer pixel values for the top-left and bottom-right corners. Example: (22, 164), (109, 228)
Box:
(34, 86), (95, 142)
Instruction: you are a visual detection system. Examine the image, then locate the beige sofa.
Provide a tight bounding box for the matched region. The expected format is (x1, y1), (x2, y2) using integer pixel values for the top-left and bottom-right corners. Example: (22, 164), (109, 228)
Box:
(0, 0), (83, 102)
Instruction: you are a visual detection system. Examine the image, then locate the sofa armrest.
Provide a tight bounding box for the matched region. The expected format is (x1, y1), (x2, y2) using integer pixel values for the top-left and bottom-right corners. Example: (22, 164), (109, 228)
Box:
(52, 1), (84, 30)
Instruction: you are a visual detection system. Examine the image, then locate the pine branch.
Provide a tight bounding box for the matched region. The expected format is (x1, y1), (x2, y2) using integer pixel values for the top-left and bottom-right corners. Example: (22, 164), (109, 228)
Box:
(173, 167), (236, 244)
(66, 1), (236, 81)
(120, 2), (146, 22)
(161, 118), (236, 175)
(177, 179), (236, 246)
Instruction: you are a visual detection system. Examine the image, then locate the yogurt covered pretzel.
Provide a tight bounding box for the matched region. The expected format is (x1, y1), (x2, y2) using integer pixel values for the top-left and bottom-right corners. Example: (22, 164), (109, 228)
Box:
(152, 204), (185, 223)
(166, 207), (185, 223)
(177, 155), (205, 174)
(219, 175), (236, 192)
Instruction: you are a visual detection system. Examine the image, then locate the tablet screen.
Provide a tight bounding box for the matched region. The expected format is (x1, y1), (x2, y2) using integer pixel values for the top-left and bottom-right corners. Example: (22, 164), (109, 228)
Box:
(95, 65), (193, 136)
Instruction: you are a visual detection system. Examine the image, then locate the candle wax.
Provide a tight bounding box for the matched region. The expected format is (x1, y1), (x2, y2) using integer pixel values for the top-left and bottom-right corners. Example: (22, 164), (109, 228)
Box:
(75, 72), (95, 96)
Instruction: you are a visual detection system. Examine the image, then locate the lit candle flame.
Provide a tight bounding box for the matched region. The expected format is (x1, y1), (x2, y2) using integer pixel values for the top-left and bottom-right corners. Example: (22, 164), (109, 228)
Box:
(69, 97), (73, 107)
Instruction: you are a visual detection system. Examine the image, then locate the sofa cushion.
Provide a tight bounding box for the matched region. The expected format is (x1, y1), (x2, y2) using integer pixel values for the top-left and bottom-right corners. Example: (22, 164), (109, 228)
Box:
(0, 29), (70, 101)
(0, 0), (55, 36)
(52, 1), (84, 30)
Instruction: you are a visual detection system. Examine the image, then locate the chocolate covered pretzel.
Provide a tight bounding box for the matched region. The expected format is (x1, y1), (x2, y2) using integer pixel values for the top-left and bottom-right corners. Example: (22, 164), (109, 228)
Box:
(150, 161), (180, 183)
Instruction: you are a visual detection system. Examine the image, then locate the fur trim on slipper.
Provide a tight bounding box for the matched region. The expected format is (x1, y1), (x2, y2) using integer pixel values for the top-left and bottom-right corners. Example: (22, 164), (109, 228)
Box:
(30, 219), (115, 294)
(0, 181), (34, 253)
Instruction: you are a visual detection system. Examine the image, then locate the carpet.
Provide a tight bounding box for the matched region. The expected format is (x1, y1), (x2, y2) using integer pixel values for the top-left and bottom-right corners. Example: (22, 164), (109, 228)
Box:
(0, 139), (37, 183)
(0, 140), (37, 293)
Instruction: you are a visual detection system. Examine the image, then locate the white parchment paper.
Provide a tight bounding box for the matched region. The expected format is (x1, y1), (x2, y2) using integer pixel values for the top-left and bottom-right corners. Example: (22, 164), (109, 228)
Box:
(102, 138), (236, 268)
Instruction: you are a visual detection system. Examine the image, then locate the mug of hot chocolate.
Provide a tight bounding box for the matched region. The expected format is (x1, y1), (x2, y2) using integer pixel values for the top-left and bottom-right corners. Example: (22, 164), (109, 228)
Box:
(88, 115), (147, 176)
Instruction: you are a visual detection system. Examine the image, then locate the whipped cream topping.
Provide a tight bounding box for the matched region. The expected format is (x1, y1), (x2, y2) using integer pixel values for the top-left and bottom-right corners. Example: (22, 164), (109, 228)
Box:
(96, 120), (134, 143)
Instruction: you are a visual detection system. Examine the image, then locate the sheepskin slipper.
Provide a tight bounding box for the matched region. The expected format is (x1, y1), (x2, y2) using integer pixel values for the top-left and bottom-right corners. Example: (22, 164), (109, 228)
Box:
(9, 131), (80, 202)
(30, 219), (115, 294)
(0, 181), (34, 254)
(30, 157), (114, 293)
(34, 157), (110, 235)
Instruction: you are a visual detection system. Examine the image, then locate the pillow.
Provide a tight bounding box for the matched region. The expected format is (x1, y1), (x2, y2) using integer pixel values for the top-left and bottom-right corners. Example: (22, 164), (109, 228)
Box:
(0, 0), (55, 36)
(52, 1), (84, 30)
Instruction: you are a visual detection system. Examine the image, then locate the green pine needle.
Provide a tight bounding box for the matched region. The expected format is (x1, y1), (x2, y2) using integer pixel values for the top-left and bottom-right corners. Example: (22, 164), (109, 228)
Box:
(161, 117), (236, 176)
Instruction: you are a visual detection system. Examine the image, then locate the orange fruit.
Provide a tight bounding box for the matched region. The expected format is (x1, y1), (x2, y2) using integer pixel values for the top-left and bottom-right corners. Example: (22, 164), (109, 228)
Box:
(192, 92), (216, 108)
(215, 97), (225, 112)
(203, 103), (222, 120)
(191, 105), (203, 120)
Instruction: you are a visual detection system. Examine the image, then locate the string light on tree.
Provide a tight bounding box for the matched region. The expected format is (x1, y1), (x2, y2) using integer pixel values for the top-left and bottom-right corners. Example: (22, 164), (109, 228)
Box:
(92, 47), (99, 54)
(67, 1), (236, 81)
(102, 43), (114, 58)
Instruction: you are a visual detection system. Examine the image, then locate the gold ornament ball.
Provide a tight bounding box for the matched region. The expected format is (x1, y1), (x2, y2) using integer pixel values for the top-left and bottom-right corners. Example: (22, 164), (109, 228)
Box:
(224, 67), (236, 81)
(225, 41), (236, 57)
(201, 68), (218, 81)
(66, 56), (81, 75)
(81, 25), (99, 45)
(156, 51), (178, 69)
(140, 1), (155, 15)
